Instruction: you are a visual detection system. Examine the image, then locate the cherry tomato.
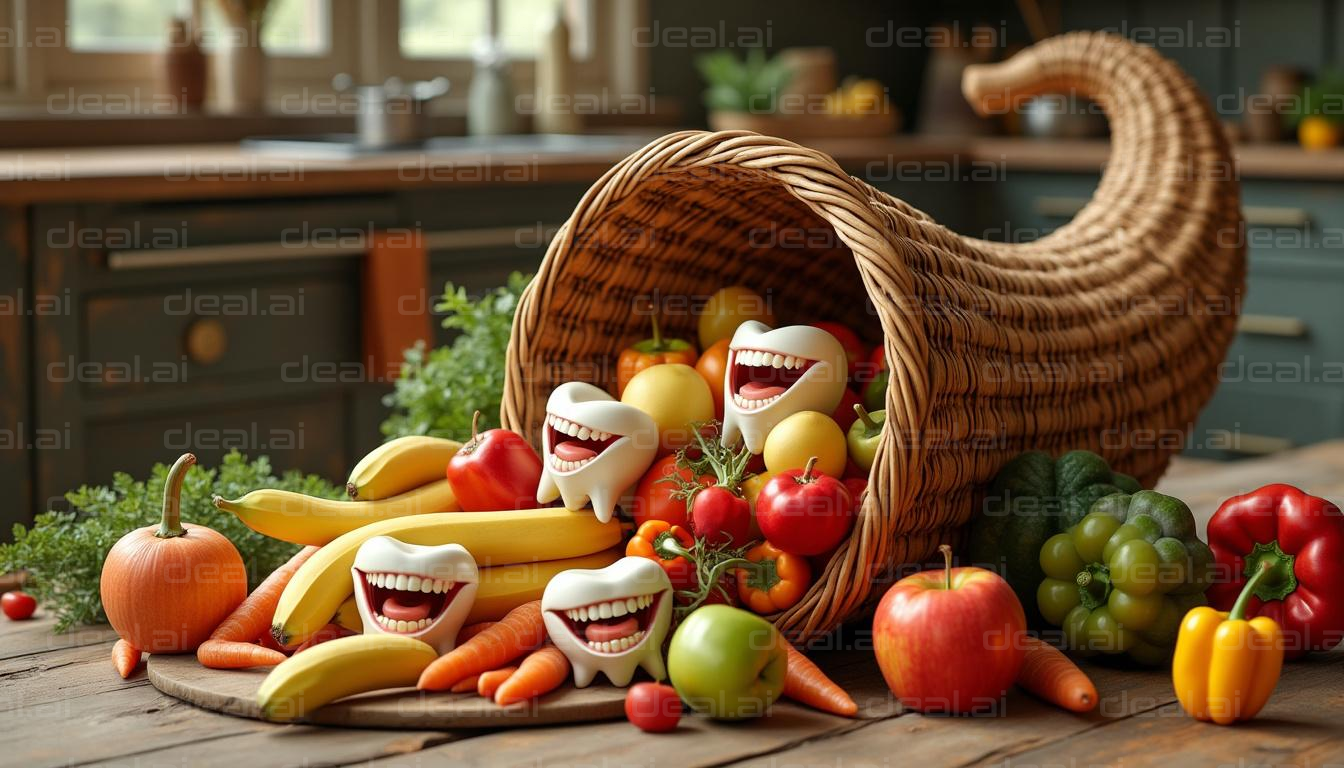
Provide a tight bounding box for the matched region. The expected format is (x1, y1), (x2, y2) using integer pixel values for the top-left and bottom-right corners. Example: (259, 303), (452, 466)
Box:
(691, 486), (752, 548)
(2, 591), (37, 621)
(755, 461), (854, 556)
(631, 456), (712, 528)
(625, 682), (682, 732)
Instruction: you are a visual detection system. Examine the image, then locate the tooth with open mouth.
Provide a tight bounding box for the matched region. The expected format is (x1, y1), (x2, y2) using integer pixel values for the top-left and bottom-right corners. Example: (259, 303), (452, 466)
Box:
(720, 321), (849, 453)
(541, 557), (673, 688)
(351, 536), (479, 655)
(537, 382), (658, 524)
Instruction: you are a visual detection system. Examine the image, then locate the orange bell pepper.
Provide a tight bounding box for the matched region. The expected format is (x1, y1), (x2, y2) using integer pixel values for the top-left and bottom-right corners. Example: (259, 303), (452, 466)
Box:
(1172, 563), (1284, 725)
(615, 313), (697, 396)
(626, 519), (696, 589)
(737, 541), (812, 615)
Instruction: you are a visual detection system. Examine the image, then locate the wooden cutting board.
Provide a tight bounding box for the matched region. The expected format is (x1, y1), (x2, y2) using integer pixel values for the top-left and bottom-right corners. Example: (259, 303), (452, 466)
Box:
(147, 654), (628, 728)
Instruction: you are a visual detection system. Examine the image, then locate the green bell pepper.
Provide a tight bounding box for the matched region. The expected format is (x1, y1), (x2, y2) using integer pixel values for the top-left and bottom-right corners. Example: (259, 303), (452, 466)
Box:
(968, 450), (1140, 626)
(1037, 490), (1214, 665)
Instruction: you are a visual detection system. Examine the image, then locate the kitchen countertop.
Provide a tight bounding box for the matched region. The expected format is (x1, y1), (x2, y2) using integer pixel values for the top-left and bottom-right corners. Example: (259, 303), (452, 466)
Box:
(1, 135), (1341, 205)
(5, 442), (1343, 767)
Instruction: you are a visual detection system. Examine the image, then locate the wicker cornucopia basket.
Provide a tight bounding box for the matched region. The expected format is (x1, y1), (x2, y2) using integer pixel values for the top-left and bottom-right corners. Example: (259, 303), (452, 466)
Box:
(501, 31), (1246, 640)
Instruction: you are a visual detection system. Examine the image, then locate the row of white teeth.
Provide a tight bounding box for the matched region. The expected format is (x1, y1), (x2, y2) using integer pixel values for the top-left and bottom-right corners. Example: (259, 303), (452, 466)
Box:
(734, 349), (809, 369)
(564, 593), (654, 622)
(551, 454), (595, 473)
(733, 392), (783, 411)
(546, 413), (613, 441)
(365, 572), (455, 593)
(587, 630), (645, 653)
(373, 614), (434, 633)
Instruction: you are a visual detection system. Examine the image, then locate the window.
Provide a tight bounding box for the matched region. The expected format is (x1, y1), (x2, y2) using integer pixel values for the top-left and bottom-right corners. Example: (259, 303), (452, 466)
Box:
(399, 0), (559, 59)
(68, 0), (330, 56)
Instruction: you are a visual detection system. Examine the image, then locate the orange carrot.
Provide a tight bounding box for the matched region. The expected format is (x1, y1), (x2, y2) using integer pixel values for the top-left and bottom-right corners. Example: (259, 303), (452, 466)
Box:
(782, 644), (857, 717)
(494, 645), (570, 706)
(450, 674), (481, 694)
(196, 638), (286, 669)
(457, 621), (496, 645)
(292, 623), (354, 654)
(1017, 635), (1097, 713)
(417, 601), (545, 690)
(476, 666), (519, 698)
(208, 547), (318, 643)
(112, 639), (141, 679)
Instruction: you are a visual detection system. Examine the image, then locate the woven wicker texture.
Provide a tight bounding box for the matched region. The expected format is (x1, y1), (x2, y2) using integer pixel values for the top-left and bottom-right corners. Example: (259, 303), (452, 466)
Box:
(502, 32), (1245, 640)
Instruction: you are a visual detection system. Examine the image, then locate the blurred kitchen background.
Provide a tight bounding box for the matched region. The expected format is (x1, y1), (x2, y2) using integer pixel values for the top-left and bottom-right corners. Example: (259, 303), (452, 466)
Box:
(3, 0), (1344, 533)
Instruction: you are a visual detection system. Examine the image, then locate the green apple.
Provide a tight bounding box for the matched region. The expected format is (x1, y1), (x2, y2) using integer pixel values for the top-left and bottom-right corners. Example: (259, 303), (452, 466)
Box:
(667, 605), (787, 719)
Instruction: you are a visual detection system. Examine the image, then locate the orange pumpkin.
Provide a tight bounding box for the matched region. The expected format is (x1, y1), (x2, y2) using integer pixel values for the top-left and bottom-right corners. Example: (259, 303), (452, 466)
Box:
(100, 454), (247, 654)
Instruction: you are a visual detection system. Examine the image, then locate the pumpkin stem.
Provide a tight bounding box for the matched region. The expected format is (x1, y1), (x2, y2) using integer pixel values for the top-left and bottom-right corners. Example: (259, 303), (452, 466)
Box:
(156, 453), (197, 539)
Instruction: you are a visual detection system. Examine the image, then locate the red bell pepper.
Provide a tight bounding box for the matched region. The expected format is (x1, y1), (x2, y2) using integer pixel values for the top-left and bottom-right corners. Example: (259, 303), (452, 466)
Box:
(1206, 483), (1344, 658)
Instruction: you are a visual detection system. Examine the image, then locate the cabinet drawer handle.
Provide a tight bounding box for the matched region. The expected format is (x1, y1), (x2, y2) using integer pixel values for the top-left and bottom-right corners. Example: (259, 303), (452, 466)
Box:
(107, 226), (550, 270)
(1032, 196), (1089, 219)
(1237, 314), (1308, 338)
(1226, 433), (1294, 456)
(1243, 205), (1311, 229)
(184, 318), (228, 365)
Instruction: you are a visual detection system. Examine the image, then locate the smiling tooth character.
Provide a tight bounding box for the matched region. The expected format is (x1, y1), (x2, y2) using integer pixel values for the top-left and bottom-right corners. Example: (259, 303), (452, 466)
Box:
(541, 557), (673, 687)
(538, 381), (658, 523)
(720, 321), (849, 453)
(351, 536), (478, 655)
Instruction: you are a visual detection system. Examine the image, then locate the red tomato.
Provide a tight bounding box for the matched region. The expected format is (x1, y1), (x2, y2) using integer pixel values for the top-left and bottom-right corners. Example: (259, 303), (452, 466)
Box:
(2, 591), (36, 621)
(811, 322), (866, 379)
(853, 344), (886, 386)
(631, 456), (711, 528)
(446, 415), (543, 512)
(831, 388), (863, 433)
(843, 477), (869, 506)
(755, 464), (854, 556)
(625, 682), (682, 732)
(691, 486), (752, 548)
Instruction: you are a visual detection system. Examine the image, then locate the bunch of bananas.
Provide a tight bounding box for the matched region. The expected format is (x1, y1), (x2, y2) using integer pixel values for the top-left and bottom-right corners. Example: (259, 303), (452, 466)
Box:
(213, 436), (624, 719)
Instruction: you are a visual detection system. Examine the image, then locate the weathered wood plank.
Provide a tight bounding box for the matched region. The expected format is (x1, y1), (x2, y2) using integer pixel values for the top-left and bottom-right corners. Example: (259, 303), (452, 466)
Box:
(0, 615), (118, 662)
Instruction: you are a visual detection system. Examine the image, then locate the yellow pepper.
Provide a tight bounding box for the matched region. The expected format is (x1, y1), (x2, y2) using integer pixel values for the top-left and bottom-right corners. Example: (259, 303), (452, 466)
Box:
(1172, 562), (1284, 724)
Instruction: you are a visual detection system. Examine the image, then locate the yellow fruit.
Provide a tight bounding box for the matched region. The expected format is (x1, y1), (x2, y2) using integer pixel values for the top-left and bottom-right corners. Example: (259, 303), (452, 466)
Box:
(763, 411), (847, 478)
(465, 547), (621, 624)
(272, 507), (622, 647)
(347, 436), (462, 500)
(257, 633), (436, 722)
(741, 471), (777, 509)
(1299, 116), (1342, 151)
(697, 286), (775, 350)
(214, 480), (460, 547)
(331, 595), (363, 634)
(621, 364), (715, 454)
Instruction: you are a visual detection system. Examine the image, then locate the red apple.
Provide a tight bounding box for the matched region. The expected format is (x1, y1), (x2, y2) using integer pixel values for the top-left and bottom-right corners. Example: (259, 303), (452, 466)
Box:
(872, 545), (1025, 714)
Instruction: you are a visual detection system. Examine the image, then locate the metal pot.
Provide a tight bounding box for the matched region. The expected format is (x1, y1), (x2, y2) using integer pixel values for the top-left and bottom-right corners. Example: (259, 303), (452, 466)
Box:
(332, 74), (450, 148)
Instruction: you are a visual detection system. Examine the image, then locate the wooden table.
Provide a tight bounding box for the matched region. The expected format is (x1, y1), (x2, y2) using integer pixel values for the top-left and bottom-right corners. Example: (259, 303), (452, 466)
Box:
(6, 445), (1344, 767)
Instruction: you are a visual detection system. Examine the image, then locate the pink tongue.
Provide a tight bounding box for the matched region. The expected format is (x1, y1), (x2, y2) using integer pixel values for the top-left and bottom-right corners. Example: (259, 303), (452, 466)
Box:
(554, 440), (598, 461)
(584, 616), (638, 643)
(739, 381), (787, 400)
(382, 593), (432, 622)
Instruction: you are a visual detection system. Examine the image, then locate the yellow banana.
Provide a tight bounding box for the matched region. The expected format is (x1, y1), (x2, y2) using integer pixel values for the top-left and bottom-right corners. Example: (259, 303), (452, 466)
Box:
(466, 547), (620, 624)
(214, 479), (459, 546)
(272, 507), (623, 646)
(331, 595), (363, 634)
(346, 435), (462, 500)
(256, 633), (436, 722)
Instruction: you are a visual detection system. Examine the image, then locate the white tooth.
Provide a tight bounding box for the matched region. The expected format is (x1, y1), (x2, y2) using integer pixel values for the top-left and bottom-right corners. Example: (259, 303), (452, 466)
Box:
(395, 620), (408, 632)
(435, 579), (447, 593)
(598, 602), (613, 619)
(366, 573), (374, 584)
(612, 600), (628, 617)
(577, 426), (591, 440)
(601, 641), (611, 653)
(598, 432), (610, 441)
(421, 578), (434, 593)
(407, 576), (421, 592)
(582, 606), (593, 621)
(772, 354), (784, 368)
(626, 597), (639, 613)
(419, 618), (430, 629)
(395, 575), (408, 591)
(567, 422), (580, 437)
(378, 615), (389, 626)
